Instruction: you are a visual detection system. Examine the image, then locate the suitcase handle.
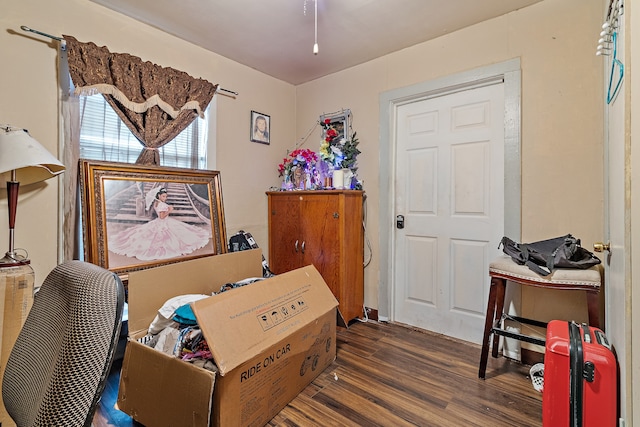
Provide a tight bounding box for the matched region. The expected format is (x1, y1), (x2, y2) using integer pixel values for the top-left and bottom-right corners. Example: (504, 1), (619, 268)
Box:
(579, 324), (596, 384)
(569, 322), (584, 427)
(581, 323), (592, 344)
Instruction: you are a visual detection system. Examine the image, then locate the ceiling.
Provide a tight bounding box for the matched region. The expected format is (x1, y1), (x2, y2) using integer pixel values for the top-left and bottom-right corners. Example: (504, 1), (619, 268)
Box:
(89, 0), (544, 85)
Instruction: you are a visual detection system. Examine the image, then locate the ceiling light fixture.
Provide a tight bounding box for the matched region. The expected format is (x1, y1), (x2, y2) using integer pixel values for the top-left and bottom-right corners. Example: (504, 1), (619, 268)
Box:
(313, 0), (318, 55)
(304, 0), (319, 55)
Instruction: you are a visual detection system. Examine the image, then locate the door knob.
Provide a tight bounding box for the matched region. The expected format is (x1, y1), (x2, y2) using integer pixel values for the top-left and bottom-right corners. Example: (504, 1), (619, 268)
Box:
(593, 242), (610, 252)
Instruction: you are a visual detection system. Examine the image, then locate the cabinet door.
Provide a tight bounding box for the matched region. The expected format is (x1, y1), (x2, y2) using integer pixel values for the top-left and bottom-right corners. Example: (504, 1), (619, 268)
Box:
(268, 191), (364, 323)
(299, 195), (341, 297)
(268, 194), (301, 274)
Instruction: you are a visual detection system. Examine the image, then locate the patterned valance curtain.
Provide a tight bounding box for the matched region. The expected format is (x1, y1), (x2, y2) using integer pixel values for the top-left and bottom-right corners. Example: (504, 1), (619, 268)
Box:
(63, 35), (217, 165)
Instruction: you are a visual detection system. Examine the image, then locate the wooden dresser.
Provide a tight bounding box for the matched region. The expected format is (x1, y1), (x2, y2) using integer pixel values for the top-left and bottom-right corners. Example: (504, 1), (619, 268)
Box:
(266, 190), (364, 323)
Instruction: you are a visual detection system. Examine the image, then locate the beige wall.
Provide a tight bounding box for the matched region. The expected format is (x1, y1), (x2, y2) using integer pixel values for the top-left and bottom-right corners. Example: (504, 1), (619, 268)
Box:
(297, 0), (604, 319)
(2, 0), (604, 320)
(1, 0), (296, 284)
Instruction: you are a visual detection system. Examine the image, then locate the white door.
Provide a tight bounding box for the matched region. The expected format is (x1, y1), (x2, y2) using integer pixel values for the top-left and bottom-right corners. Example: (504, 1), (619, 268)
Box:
(393, 83), (505, 344)
(603, 15), (627, 421)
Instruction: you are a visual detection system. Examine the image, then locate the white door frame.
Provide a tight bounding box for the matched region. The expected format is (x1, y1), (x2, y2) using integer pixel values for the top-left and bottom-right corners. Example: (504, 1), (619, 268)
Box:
(378, 59), (522, 321)
(629, 3), (639, 424)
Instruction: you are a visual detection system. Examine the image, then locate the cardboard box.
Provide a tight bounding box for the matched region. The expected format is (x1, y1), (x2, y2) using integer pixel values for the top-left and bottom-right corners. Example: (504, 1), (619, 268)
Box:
(117, 249), (338, 427)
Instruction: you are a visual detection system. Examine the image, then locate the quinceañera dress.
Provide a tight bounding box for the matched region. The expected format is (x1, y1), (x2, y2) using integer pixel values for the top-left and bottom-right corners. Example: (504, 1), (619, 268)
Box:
(109, 200), (211, 261)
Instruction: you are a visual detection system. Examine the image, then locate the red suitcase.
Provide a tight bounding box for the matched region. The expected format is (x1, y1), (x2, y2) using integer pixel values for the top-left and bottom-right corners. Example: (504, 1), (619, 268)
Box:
(542, 320), (617, 427)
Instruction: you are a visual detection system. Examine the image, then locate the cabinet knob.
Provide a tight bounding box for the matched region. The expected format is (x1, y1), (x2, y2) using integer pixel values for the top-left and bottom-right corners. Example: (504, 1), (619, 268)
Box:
(333, 212), (339, 219)
(295, 240), (299, 252)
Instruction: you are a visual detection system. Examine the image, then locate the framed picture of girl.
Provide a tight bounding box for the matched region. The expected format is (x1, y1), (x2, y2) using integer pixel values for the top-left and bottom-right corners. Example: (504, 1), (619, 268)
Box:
(250, 110), (270, 144)
(79, 160), (227, 279)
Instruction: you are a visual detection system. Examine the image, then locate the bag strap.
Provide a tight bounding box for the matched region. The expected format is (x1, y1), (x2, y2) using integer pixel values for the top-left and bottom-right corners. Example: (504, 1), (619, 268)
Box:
(499, 236), (525, 264)
(525, 259), (551, 276)
(520, 244), (552, 275)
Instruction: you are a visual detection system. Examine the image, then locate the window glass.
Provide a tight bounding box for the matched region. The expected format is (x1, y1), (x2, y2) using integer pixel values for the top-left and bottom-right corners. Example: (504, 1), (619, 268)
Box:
(78, 95), (207, 168)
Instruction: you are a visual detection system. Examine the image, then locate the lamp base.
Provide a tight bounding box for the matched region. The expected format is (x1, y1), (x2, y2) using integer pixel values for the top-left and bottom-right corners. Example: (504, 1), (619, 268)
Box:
(0, 252), (30, 268)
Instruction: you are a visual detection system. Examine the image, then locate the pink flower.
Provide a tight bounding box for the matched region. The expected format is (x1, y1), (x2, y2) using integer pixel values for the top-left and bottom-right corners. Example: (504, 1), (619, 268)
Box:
(278, 149), (317, 177)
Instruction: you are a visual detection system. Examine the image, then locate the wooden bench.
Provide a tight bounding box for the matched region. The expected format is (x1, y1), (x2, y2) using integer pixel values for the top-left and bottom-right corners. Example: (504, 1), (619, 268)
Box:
(478, 255), (602, 379)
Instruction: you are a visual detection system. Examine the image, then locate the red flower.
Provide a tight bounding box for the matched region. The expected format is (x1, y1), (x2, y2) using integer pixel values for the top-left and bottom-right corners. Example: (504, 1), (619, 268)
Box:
(277, 149), (317, 177)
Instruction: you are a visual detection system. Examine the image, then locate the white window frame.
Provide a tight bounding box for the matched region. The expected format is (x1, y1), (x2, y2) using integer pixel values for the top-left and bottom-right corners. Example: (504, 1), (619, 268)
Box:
(78, 94), (212, 169)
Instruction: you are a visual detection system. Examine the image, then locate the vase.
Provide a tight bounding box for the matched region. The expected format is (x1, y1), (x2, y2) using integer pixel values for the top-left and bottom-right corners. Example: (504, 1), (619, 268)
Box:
(332, 169), (344, 189)
(342, 168), (353, 189)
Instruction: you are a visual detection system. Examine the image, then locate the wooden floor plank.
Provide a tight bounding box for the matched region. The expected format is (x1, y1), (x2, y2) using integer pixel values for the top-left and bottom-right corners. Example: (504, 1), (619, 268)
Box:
(268, 389), (357, 427)
(326, 364), (456, 426)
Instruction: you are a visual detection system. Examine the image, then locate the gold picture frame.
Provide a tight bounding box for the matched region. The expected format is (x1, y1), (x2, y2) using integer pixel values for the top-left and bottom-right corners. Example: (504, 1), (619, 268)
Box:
(79, 160), (227, 279)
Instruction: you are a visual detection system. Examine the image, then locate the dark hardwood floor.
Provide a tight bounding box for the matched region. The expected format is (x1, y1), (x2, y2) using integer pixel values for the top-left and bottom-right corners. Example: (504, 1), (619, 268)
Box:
(93, 321), (542, 427)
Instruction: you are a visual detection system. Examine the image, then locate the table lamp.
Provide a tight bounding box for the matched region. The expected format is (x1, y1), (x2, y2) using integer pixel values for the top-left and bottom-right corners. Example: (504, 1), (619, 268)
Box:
(0, 125), (65, 266)
(0, 125), (65, 423)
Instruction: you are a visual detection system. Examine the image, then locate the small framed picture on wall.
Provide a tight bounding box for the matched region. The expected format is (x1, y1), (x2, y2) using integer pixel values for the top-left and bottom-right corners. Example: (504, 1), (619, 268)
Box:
(250, 110), (270, 144)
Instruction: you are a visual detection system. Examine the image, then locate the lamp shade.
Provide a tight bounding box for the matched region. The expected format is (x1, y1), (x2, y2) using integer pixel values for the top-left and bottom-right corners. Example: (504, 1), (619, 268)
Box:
(0, 125), (65, 186)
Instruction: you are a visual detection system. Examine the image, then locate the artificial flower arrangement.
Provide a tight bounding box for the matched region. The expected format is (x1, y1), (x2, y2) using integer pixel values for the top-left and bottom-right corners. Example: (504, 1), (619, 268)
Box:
(319, 119), (361, 189)
(278, 148), (318, 190)
(276, 118), (362, 191)
(319, 119), (360, 172)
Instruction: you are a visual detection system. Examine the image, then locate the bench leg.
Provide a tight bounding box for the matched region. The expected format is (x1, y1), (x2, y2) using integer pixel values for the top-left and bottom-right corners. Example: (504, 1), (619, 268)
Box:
(479, 277), (499, 379)
(491, 278), (506, 358)
(586, 290), (601, 330)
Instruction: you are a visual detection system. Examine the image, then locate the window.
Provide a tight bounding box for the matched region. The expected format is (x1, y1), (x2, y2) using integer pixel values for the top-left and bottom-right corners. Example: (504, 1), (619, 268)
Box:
(78, 95), (208, 169)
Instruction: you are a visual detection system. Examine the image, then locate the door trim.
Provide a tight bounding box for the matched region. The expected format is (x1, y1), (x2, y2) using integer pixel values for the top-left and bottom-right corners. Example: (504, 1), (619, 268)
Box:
(378, 58), (522, 320)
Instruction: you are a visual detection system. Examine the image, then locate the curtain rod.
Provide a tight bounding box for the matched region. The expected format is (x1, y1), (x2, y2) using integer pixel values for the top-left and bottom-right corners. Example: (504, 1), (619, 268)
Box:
(20, 25), (239, 96)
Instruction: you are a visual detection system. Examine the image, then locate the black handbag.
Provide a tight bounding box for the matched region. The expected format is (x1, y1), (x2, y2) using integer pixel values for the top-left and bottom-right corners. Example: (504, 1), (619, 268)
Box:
(499, 234), (601, 276)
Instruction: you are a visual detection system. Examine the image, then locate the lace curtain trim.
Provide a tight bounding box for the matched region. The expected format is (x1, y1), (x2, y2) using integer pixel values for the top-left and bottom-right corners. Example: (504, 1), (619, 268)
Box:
(74, 85), (207, 119)
(63, 35), (217, 117)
